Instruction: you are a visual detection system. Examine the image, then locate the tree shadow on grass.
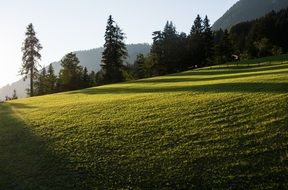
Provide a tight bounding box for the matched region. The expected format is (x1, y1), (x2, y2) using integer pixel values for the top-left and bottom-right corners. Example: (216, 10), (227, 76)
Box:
(195, 63), (288, 74)
(7, 102), (38, 109)
(69, 82), (288, 95)
(0, 103), (213, 189)
(134, 70), (288, 84)
(0, 103), (89, 189)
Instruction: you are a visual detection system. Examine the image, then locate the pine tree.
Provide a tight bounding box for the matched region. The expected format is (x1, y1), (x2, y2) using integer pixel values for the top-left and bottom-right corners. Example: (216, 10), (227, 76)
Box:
(59, 52), (83, 91)
(151, 21), (181, 75)
(151, 31), (165, 75)
(222, 30), (233, 62)
(46, 64), (57, 94)
(88, 71), (96, 87)
(203, 15), (214, 64)
(134, 53), (146, 78)
(81, 67), (89, 88)
(162, 21), (180, 73)
(188, 15), (205, 67)
(20, 23), (42, 97)
(177, 32), (190, 71)
(214, 29), (233, 64)
(190, 15), (203, 35)
(101, 15), (127, 83)
(35, 67), (47, 95)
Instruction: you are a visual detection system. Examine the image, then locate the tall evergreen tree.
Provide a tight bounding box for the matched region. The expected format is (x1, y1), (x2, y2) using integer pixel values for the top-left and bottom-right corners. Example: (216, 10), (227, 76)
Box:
(222, 30), (233, 61)
(150, 21), (181, 75)
(59, 52), (83, 91)
(214, 29), (233, 64)
(151, 31), (165, 75)
(162, 21), (180, 73)
(177, 32), (189, 71)
(35, 67), (47, 95)
(134, 53), (147, 78)
(203, 15), (214, 64)
(88, 71), (96, 87)
(20, 23), (42, 97)
(101, 15), (127, 83)
(81, 67), (90, 88)
(191, 15), (203, 35)
(46, 64), (57, 94)
(188, 15), (205, 67)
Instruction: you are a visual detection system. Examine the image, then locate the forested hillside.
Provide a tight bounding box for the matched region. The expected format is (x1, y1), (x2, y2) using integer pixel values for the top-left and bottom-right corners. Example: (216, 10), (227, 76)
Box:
(230, 8), (288, 58)
(212, 0), (288, 30)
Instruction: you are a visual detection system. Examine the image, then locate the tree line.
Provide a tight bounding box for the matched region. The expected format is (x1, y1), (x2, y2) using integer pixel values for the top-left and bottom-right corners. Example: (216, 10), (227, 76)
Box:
(21, 23), (97, 96)
(130, 15), (233, 79)
(19, 9), (288, 97)
(20, 15), (128, 97)
(128, 9), (288, 80)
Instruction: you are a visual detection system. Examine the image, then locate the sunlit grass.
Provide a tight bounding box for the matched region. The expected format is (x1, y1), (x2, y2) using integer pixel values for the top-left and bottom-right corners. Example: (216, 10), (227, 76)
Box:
(1, 60), (288, 189)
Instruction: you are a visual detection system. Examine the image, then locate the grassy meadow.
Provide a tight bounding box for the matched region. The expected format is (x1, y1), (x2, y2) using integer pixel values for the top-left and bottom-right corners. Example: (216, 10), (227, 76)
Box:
(0, 59), (288, 189)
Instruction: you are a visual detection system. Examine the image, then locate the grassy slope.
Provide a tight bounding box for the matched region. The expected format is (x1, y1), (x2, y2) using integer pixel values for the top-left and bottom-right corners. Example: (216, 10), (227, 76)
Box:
(1, 61), (288, 189)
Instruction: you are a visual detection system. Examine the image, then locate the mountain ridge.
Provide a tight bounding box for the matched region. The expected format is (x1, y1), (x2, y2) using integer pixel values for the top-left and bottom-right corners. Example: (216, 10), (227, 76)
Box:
(212, 0), (288, 30)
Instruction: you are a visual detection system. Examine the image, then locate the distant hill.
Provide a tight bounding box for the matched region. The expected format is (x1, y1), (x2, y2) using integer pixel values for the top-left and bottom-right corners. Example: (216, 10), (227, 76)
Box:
(212, 0), (288, 30)
(0, 43), (151, 100)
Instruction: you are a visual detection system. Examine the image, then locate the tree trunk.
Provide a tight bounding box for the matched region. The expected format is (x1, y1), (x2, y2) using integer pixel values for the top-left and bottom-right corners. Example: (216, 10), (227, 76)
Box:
(30, 67), (34, 97)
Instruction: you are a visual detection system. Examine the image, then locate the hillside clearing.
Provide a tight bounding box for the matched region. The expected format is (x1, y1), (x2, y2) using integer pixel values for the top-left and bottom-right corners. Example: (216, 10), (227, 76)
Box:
(0, 61), (288, 189)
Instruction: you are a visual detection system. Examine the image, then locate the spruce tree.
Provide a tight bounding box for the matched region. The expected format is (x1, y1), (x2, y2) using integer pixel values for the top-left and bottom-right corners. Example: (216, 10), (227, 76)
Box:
(151, 21), (180, 75)
(151, 31), (165, 75)
(214, 29), (233, 64)
(191, 15), (203, 35)
(35, 67), (47, 95)
(134, 53), (146, 78)
(47, 64), (57, 94)
(88, 71), (96, 87)
(20, 23), (42, 97)
(189, 15), (205, 67)
(81, 67), (89, 88)
(101, 15), (127, 83)
(203, 15), (214, 64)
(222, 30), (233, 62)
(59, 52), (83, 91)
(162, 21), (179, 73)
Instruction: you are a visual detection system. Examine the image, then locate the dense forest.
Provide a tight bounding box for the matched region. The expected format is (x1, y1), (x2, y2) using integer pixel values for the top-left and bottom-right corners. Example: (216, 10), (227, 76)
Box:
(230, 8), (288, 58)
(131, 8), (288, 80)
(10, 8), (288, 98)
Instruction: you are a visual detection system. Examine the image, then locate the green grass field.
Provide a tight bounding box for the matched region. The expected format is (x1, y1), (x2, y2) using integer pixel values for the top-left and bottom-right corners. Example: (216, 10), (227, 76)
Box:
(1, 59), (288, 189)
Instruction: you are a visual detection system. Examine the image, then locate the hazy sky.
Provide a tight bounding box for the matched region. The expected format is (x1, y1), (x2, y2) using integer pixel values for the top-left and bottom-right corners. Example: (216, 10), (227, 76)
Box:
(0, 0), (238, 87)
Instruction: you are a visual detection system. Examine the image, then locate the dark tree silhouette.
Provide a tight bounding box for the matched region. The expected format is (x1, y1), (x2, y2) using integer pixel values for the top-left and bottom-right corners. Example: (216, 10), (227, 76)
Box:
(46, 64), (57, 94)
(203, 15), (214, 64)
(35, 67), (47, 95)
(101, 15), (127, 83)
(20, 23), (42, 97)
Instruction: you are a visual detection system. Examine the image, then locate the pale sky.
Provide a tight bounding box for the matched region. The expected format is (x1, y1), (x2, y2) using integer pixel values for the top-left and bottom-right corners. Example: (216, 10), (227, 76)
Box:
(0, 0), (238, 87)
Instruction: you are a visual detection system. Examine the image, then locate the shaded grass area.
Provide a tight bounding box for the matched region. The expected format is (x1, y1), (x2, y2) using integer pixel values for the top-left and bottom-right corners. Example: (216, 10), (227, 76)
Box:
(0, 103), (83, 189)
(1, 61), (288, 189)
(70, 82), (288, 95)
